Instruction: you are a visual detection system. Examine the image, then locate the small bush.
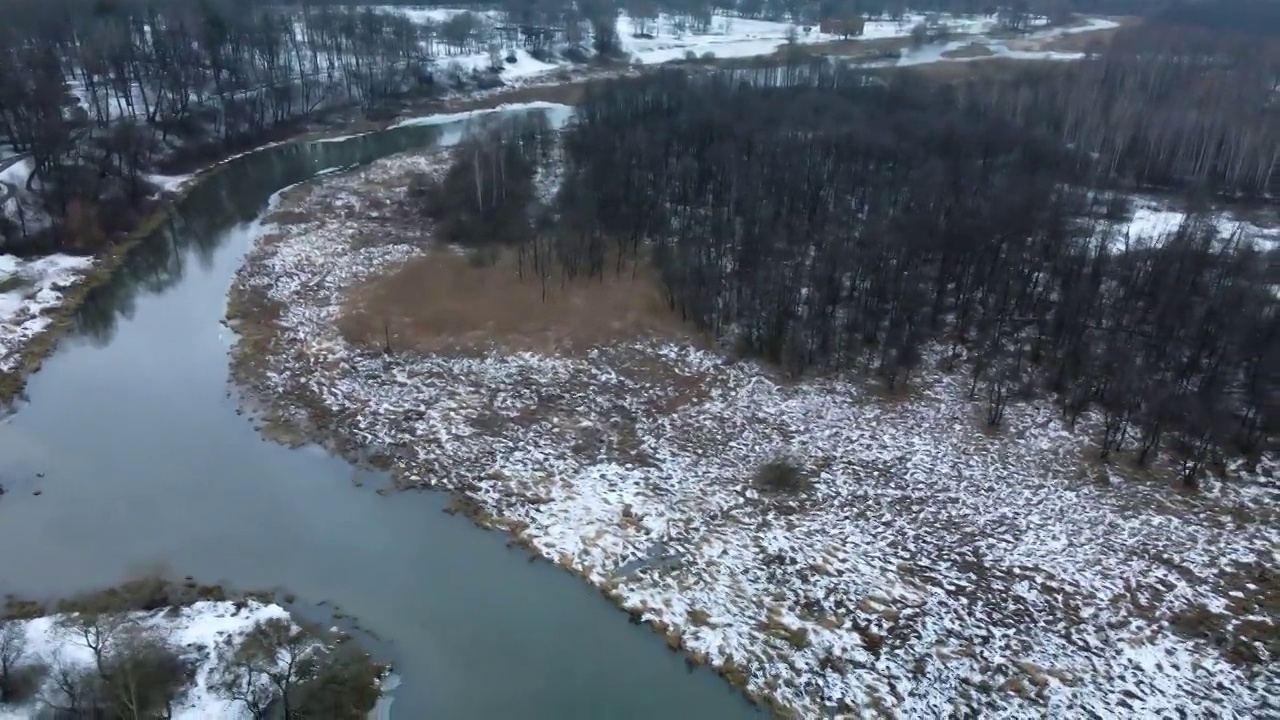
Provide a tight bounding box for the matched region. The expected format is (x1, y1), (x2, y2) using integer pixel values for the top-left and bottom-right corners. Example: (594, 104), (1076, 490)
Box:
(701, 51), (716, 60)
(563, 46), (590, 64)
(0, 662), (47, 705)
(752, 458), (809, 494)
(684, 50), (698, 61)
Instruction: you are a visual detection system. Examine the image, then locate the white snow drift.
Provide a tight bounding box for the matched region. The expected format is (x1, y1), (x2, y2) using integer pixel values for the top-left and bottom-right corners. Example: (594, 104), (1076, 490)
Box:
(0, 253), (94, 373)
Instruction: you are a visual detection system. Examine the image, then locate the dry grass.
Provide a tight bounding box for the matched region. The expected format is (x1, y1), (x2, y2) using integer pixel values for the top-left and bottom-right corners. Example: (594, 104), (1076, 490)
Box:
(338, 247), (694, 356)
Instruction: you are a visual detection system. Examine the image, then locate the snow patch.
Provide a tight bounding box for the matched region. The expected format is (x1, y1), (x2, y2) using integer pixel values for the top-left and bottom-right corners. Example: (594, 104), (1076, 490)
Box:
(0, 253), (94, 372)
(390, 101), (573, 130)
(1103, 195), (1280, 251)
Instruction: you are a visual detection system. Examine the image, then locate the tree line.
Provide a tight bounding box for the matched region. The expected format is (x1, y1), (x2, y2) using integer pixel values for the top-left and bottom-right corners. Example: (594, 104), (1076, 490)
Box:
(2, 0), (1267, 254)
(0, 0), (621, 254)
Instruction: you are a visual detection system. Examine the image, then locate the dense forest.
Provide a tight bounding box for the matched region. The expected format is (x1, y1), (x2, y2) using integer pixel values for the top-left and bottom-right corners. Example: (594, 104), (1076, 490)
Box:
(956, 23), (1279, 197)
(0, 0), (616, 252)
(420, 11), (1278, 481)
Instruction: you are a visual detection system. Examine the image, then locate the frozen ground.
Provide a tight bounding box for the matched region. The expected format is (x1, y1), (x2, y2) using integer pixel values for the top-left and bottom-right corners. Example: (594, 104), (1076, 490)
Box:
(1097, 194), (1280, 251)
(0, 253), (94, 372)
(229, 145), (1279, 717)
(616, 13), (1014, 64)
(435, 47), (562, 80)
(618, 14), (836, 64)
(892, 18), (1121, 66)
(0, 601), (296, 719)
(145, 171), (198, 195)
(384, 8), (1014, 73)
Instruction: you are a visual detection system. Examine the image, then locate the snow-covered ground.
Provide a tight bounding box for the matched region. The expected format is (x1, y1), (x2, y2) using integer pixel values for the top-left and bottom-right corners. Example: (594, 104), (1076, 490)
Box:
(229, 144), (1279, 717)
(383, 8), (1016, 76)
(617, 14), (833, 64)
(0, 601), (294, 719)
(436, 47), (563, 80)
(0, 253), (94, 372)
(145, 171), (198, 195)
(1098, 195), (1280, 251)
(891, 17), (1120, 66)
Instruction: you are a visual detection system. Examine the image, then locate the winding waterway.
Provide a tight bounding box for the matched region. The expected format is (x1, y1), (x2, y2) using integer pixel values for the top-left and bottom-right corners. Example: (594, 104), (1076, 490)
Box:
(0, 109), (759, 718)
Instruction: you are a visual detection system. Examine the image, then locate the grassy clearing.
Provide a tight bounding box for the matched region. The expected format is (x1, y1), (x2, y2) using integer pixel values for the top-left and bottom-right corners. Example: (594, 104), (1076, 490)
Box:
(339, 247), (690, 356)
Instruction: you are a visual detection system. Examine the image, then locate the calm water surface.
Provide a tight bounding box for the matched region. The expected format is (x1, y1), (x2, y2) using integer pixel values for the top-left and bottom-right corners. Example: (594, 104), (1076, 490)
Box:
(0, 111), (759, 719)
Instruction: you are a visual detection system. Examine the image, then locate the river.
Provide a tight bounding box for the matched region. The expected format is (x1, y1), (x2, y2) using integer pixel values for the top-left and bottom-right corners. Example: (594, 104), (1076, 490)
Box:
(0, 109), (760, 719)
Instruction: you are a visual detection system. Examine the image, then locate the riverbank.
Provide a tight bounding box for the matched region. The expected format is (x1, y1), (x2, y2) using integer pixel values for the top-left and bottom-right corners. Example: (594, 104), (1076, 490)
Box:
(0, 70), (605, 410)
(1, 577), (386, 719)
(228, 138), (1278, 717)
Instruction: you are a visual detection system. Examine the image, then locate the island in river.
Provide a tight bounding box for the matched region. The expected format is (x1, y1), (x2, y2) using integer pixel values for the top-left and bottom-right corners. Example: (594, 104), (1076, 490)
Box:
(0, 577), (385, 718)
(226, 106), (1278, 717)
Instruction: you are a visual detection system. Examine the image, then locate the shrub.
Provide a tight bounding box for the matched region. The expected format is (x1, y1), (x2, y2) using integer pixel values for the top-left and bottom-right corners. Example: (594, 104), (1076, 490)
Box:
(44, 614), (192, 717)
(0, 621), (45, 705)
(217, 618), (381, 719)
(752, 457), (810, 494)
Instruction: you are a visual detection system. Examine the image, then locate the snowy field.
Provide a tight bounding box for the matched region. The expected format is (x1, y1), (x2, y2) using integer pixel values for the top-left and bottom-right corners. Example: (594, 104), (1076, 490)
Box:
(0, 253), (94, 373)
(617, 14), (843, 64)
(381, 8), (1017, 73)
(0, 601), (295, 719)
(891, 17), (1120, 66)
(229, 144), (1279, 717)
